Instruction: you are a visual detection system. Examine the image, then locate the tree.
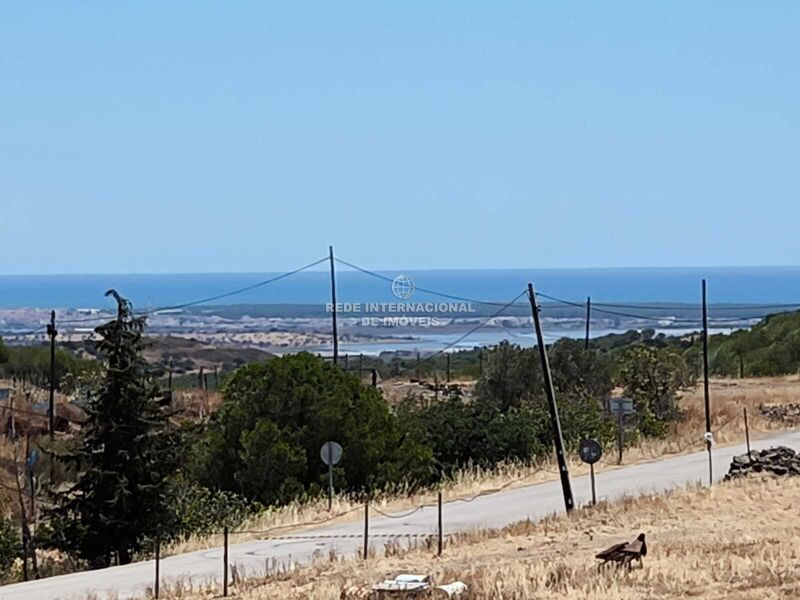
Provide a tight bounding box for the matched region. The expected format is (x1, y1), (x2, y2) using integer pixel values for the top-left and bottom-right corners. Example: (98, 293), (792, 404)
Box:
(49, 290), (178, 567)
(189, 353), (434, 505)
(474, 341), (541, 412)
(617, 346), (692, 436)
(0, 338), (8, 366)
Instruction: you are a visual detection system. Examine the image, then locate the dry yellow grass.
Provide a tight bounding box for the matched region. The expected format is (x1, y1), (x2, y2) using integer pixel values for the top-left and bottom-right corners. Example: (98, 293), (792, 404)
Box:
(142, 475), (800, 599)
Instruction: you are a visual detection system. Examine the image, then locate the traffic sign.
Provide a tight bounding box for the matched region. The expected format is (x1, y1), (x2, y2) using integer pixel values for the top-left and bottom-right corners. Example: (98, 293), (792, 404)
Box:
(609, 397), (634, 415)
(320, 441), (343, 466)
(579, 439), (602, 465)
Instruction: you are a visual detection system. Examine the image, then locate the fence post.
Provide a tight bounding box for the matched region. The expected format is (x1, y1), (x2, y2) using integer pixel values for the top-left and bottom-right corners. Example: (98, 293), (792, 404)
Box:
(363, 500), (369, 560)
(437, 490), (443, 557)
(154, 537), (160, 599)
(744, 407), (752, 460)
(223, 526), (229, 597)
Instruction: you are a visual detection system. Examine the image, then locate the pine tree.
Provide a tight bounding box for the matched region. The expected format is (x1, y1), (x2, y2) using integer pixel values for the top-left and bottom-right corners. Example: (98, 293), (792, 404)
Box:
(50, 290), (178, 567)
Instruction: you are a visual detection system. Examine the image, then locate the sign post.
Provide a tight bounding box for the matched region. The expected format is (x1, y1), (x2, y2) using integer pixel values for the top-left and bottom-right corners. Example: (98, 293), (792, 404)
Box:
(609, 397), (634, 465)
(320, 441), (343, 510)
(579, 439), (602, 506)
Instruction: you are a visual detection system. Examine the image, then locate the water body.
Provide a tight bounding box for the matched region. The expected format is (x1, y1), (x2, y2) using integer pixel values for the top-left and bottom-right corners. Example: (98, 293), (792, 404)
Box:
(330, 327), (740, 357)
(1, 266), (799, 310)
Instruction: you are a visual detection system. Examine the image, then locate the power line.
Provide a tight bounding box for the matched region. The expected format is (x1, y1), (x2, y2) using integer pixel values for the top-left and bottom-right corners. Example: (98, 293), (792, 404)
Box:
(335, 257), (528, 308)
(335, 256), (784, 323)
(2, 257), (330, 334)
(395, 289), (528, 374)
(137, 256), (329, 314)
(536, 291), (749, 325)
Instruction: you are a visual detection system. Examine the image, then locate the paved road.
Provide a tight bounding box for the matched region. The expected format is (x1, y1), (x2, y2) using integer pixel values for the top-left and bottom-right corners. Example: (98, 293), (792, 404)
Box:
(3, 430), (798, 600)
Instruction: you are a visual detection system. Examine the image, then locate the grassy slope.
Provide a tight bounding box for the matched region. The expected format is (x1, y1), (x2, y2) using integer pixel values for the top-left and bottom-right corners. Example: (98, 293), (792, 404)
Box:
(152, 475), (800, 600)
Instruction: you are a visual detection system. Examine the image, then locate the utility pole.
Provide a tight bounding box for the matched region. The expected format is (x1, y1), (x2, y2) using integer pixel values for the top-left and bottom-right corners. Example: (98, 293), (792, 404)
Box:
(329, 245), (339, 365)
(584, 297), (591, 350)
(47, 311), (57, 442)
(167, 357), (174, 399)
(702, 279), (713, 486)
(527, 283), (574, 513)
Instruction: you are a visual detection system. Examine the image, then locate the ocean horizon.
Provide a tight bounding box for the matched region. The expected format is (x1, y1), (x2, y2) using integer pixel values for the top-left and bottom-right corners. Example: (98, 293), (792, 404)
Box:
(1, 266), (799, 310)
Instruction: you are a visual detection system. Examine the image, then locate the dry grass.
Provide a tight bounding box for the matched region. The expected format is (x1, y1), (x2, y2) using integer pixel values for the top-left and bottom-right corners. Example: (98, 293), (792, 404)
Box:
(164, 376), (800, 558)
(141, 474), (800, 599)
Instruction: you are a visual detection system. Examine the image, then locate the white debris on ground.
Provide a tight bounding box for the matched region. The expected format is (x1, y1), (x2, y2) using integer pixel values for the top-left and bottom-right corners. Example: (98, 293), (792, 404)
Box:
(367, 574), (468, 598)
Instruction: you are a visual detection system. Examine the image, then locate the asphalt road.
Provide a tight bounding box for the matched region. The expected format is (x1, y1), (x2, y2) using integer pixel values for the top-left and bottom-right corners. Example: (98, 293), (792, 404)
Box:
(4, 429), (799, 600)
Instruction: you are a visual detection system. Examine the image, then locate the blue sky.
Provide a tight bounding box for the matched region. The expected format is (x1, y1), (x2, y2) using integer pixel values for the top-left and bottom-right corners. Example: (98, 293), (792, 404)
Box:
(2, 2), (799, 274)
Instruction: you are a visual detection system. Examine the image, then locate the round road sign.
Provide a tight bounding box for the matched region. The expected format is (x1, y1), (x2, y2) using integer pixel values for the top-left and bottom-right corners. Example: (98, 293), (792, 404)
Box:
(579, 439), (602, 465)
(320, 441), (343, 466)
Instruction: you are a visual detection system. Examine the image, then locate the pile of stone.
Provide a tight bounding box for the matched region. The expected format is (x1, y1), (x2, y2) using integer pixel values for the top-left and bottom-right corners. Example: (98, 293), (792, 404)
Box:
(760, 403), (800, 424)
(726, 446), (800, 479)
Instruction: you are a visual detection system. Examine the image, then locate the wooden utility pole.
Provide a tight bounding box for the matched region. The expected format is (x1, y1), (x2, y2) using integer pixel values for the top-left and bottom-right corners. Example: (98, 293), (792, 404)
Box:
(47, 311), (57, 441)
(446, 353), (451, 382)
(329, 245), (339, 365)
(584, 297), (591, 350)
(527, 284), (574, 513)
(167, 357), (174, 398)
(702, 279), (713, 486)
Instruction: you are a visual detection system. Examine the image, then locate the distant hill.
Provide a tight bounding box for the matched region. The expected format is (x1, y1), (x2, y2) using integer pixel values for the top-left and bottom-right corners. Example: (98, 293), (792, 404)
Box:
(65, 335), (273, 376)
(710, 311), (800, 376)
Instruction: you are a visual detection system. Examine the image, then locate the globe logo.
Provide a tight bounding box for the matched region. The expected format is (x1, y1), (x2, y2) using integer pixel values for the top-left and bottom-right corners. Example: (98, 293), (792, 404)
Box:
(391, 275), (415, 300)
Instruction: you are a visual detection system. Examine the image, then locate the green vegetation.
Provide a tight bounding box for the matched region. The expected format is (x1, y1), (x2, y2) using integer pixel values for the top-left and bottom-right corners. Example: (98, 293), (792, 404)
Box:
(0, 343), (100, 394)
(49, 292), (179, 567)
(187, 353), (435, 502)
(0, 518), (21, 580)
(618, 346), (694, 436)
(0, 306), (719, 569)
(709, 311), (800, 377)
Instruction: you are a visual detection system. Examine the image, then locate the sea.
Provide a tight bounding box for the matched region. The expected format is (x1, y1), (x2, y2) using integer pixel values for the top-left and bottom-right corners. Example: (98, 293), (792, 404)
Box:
(1, 266), (800, 310)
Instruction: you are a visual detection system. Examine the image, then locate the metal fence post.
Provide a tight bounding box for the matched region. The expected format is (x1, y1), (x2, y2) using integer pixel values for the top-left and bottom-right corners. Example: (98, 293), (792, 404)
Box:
(154, 537), (160, 599)
(744, 407), (752, 460)
(363, 500), (369, 560)
(437, 490), (443, 557)
(223, 526), (229, 597)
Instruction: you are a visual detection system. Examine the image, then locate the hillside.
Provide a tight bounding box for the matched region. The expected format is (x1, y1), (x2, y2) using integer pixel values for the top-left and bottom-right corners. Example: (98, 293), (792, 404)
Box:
(710, 311), (800, 376)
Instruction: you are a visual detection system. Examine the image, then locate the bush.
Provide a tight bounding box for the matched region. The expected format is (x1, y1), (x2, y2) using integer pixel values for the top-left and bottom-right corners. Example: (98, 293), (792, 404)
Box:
(0, 518), (20, 579)
(189, 353), (435, 504)
(166, 476), (260, 539)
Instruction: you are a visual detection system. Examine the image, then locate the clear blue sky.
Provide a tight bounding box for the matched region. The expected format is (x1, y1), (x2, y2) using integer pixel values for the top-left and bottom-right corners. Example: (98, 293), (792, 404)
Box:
(2, 2), (799, 274)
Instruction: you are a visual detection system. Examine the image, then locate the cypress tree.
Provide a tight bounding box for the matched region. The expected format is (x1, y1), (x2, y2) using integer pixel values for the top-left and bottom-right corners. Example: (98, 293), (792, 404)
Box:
(50, 290), (177, 567)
